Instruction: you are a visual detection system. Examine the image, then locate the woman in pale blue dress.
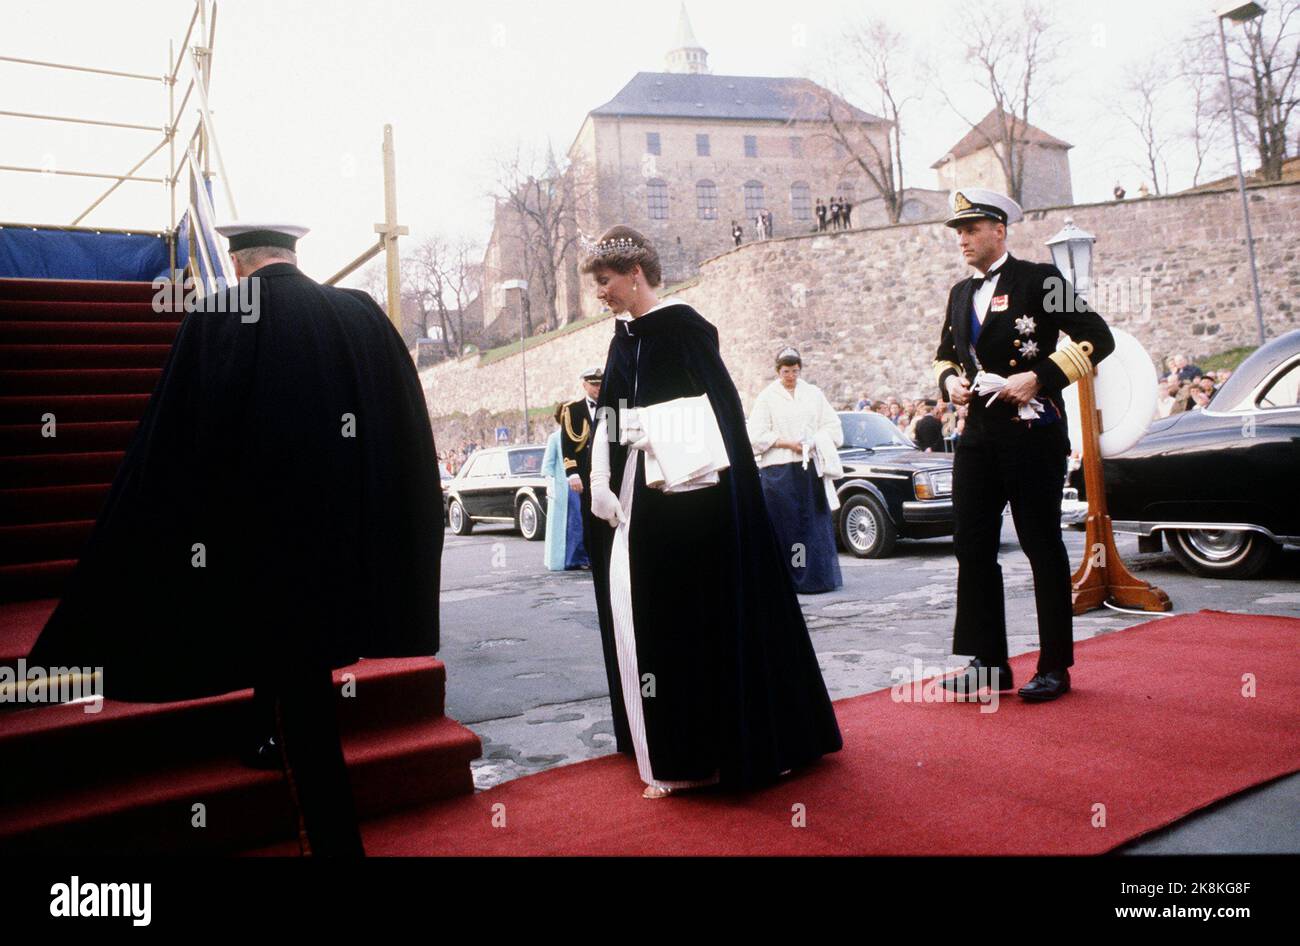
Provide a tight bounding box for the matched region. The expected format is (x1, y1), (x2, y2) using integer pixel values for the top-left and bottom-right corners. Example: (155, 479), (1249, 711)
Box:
(541, 403), (589, 570)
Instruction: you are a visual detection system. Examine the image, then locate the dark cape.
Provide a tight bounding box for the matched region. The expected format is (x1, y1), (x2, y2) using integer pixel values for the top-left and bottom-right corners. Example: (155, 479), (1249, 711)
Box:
(588, 302), (842, 788)
(28, 263), (443, 702)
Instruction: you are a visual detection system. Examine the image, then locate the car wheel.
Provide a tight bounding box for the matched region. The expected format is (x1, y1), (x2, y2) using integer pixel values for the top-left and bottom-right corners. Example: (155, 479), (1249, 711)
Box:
(1167, 528), (1273, 579)
(517, 496), (544, 541)
(448, 499), (473, 536)
(838, 493), (897, 559)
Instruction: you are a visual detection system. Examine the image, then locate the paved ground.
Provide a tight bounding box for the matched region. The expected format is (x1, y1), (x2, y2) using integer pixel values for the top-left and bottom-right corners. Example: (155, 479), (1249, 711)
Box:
(437, 518), (1300, 854)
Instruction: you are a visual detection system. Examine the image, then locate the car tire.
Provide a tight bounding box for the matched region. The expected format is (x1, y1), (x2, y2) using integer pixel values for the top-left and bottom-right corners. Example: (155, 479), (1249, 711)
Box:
(516, 495), (544, 541)
(1167, 528), (1273, 579)
(448, 499), (473, 536)
(837, 493), (897, 559)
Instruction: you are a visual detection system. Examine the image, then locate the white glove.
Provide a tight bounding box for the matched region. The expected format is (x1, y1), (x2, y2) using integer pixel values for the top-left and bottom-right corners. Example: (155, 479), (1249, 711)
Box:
(590, 476), (624, 526)
(618, 409), (654, 455)
(567, 473), (582, 493)
(973, 371), (1044, 421)
(589, 415), (624, 526)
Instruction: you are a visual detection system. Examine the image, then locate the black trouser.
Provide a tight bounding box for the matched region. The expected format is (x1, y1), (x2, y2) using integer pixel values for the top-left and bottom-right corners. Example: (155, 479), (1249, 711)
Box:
(256, 668), (364, 857)
(951, 432), (1073, 673)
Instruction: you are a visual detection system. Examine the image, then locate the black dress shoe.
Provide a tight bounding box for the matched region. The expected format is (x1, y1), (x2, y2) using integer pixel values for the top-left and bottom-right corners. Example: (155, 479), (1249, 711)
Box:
(240, 735), (282, 770)
(941, 658), (1014, 695)
(1018, 669), (1071, 702)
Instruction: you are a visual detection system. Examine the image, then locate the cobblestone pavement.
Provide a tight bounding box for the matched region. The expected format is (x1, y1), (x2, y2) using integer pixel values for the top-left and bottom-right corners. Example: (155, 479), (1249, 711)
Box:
(437, 520), (1300, 852)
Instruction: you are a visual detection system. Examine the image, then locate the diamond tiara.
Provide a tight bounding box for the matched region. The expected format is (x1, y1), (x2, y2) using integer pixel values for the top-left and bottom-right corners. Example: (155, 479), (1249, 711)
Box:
(579, 234), (643, 256)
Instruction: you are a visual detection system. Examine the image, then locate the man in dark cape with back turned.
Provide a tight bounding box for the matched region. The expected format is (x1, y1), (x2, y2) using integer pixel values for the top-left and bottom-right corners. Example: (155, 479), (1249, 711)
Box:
(28, 223), (444, 855)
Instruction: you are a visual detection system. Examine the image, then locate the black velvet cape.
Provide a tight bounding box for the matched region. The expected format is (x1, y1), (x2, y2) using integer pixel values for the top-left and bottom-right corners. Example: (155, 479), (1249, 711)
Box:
(588, 302), (842, 788)
(29, 263), (443, 702)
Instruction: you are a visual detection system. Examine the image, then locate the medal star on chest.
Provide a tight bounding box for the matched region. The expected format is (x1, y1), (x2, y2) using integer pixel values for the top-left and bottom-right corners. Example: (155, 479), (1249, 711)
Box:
(1020, 340), (1040, 359)
(1014, 315), (1037, 336)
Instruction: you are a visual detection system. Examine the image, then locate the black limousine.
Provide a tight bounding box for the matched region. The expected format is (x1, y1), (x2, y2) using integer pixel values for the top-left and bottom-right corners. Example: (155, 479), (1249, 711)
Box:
(1101, 329), (1300, 578)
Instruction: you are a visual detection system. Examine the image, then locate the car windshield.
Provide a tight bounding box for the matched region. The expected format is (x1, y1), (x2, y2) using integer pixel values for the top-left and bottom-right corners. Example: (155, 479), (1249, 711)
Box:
(839, 412), (916, 450)
(508, 448), (545, 475)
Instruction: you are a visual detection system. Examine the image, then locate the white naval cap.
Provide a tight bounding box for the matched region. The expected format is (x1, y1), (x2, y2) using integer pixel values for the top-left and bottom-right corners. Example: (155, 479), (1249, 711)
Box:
(214, 222), (310, 252)
(944, 189), (1023, 228)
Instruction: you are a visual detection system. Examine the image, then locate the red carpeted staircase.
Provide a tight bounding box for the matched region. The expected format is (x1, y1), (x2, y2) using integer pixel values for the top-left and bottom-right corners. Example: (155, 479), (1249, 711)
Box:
(0, 278), (172, 600)
(0, 278), (480, 854)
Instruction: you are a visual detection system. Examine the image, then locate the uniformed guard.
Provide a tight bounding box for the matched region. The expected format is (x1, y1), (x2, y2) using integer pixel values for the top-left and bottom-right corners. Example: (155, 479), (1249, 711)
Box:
(561, 367), (602, 546)
(932, 188), (1115, 702)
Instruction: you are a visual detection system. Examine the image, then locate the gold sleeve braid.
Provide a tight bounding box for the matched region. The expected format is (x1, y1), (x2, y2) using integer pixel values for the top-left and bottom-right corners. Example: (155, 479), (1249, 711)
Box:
(933, 359), (963, 387)
(1047, 340), (1095, 383)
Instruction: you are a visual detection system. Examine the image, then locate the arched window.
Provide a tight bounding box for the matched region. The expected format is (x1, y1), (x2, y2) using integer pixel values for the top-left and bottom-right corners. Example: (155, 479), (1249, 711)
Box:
(836, 180), (856, 204)
(743, 180), (764, 216)
(696, 180), (718, 220)
(646, 179), (668, 220)
(790, 181), (811, 221)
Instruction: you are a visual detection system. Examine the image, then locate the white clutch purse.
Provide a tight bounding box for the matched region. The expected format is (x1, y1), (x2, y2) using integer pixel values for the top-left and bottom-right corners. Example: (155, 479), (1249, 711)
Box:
(625, 394), (730, 492)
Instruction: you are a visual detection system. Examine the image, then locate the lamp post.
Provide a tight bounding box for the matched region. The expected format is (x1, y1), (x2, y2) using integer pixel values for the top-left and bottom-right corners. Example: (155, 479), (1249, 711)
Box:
(1044, 220), (1172, 615)
(501, 278), (530, 442)
(1216, 1), (1268, 347)
(1045, 218), (1096, 296)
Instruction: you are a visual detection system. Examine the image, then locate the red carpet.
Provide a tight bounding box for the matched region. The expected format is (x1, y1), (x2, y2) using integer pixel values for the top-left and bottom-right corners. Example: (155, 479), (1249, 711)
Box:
(249, 610), (1299, 856)
(0, 278), (175, 601)
(0, 278), (481, 852)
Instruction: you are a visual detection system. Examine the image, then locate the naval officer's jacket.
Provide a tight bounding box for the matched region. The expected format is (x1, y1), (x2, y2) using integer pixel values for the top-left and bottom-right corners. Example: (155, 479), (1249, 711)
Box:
(933, 254), (1115, 449)
(560, 397), (595, 483)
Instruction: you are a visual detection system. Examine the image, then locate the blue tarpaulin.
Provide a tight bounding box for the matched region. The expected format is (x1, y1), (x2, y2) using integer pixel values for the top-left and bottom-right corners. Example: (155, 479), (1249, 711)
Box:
(0, 226), (174, 281)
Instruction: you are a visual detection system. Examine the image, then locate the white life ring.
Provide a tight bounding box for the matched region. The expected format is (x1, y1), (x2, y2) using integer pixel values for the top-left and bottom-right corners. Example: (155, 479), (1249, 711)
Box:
(1061, 327), (1157, 458)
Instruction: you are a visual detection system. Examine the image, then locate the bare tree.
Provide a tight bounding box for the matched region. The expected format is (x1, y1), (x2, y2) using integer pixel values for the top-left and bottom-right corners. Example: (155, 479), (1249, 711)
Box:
(1225, 1), (1300, 182)
(937, 0), (1062, 205)
(1180, 32), (1231, 187)
(801, 18), (917, 223)
(404, 236), (453, 356)
(1116, 60), (1174, 195)
(492, 144), (595, 333)
(445, 237), (481, 356)
(358, 260), (387, 312)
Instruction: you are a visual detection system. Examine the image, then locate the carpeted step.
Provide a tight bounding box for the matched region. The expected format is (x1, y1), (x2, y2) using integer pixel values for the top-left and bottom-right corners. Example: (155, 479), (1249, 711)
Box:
(0, 451), (124, 487)
(0, 300), (171, 322)
(0, 320), (181, 344)
(0, 484), (111, 526)
(0, 520), (94, 566)
(0, 394), (151, 424)
(0, 561), (73, 602)
(1, 344), (173, 370)
(0, 656), (479, 855)
(0, 421), (137, 456)
(0, 278), (160, 304)
(0, 599), (58, 662)
(0, 369), (163, 395)
(0, 713), (480, 855)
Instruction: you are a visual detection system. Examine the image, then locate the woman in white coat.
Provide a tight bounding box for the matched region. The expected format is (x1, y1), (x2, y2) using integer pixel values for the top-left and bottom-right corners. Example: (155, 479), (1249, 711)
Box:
(747, 348), (844, 593)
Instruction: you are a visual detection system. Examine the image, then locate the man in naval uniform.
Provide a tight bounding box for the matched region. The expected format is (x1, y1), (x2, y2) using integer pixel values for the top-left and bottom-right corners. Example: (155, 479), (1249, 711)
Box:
(932, 189), (1114, 702)
(561, 367), (602, 545)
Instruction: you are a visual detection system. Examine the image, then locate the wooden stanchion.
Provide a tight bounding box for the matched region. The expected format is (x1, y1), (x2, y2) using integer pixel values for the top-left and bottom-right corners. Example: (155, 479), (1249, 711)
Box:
(1070, 363), (1172, 615)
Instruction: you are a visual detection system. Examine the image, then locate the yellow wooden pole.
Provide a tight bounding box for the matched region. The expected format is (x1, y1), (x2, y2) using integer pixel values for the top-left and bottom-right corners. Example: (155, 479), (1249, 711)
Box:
(374, 124), (408, 335)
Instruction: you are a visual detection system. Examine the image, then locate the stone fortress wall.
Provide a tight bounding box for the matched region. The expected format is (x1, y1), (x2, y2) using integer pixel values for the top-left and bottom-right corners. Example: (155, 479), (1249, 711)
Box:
(422, 180), (1300, 446)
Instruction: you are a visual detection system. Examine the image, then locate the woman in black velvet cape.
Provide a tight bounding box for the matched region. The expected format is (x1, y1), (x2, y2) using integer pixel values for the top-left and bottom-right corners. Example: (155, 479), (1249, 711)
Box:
(581, 226), (842, 797)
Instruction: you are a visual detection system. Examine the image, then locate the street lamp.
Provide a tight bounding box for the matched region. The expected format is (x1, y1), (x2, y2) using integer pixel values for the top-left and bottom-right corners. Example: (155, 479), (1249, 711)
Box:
(1045, 217), (1096, 296)
(501, 278), (531, 441)
(1215, 1), (1268, 346)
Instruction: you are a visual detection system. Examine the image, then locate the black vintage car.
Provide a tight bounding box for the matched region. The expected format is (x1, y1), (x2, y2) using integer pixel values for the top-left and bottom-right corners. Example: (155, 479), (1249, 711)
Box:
(1101, 329), (1300, 578)
(445, 445), (549, 541)
(832, 412), (955, 558)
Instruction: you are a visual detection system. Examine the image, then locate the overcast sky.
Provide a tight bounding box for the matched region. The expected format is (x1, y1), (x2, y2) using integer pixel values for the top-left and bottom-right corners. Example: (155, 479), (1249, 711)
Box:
(1, 0), (1239, 285)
